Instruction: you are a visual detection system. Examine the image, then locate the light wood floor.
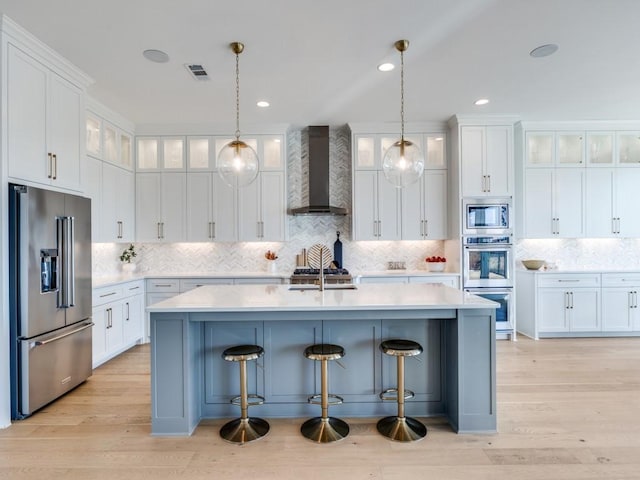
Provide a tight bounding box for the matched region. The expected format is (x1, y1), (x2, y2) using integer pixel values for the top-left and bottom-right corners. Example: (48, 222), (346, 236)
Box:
(2, 336), (640, 479)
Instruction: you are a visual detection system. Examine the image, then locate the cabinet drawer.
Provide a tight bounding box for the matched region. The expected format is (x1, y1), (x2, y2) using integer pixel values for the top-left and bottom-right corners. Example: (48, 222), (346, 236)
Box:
(92, 286), (125, 306)
(601, 273), (640, 287)
(123, 280), (145, 296)
(180, 278), (233, 292)
(409, 275), (459, 288)
(146, 279), (180, 293)
(537, 274), (600, 288)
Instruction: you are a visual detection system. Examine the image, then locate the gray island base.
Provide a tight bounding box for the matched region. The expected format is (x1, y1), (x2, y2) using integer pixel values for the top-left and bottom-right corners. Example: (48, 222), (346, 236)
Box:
(148, 283), (497, 436)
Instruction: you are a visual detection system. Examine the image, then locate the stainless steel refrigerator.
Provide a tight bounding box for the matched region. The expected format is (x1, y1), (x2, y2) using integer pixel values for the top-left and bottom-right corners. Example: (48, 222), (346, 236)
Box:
(9, 183), (93, 419)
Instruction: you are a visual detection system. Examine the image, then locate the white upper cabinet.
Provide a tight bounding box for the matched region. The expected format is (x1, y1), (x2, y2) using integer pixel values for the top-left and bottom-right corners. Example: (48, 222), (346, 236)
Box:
(525, 131), (585, 167)
(186, 135), (284, 171)
(85, 105), (135, 171)
(401, 170), (447, 240)
(352, 130), (446, 241)
(136, 172), (187, 242)
(102, 163), (135, 243)
(586, 168), (640, 237)
(141, 131), (286, 243)
(586, 132), (614, 166)
(238, 171), (286, 242)
(86, 113), (102, 158)
(136, 136), (185, 171)
(7, 43), (85, 192)
(617, 132), (640, 165)
(186, 172), (237, 242)
(523, 168), (584, 238)
(353, 170), (401, 241)
(460, 125), (512, 196)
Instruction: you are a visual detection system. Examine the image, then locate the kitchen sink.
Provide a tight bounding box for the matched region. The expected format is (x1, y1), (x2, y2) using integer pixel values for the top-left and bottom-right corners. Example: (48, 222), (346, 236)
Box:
(288, 284), (357, 291)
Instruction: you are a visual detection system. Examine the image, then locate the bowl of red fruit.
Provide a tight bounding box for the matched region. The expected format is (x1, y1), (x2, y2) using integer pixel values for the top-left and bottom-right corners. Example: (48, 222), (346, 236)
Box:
(425, 256), (446, 272)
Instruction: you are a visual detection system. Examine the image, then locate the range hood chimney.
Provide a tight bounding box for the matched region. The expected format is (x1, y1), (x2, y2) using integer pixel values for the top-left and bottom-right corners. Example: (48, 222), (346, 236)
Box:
(290, 126), (347, 216)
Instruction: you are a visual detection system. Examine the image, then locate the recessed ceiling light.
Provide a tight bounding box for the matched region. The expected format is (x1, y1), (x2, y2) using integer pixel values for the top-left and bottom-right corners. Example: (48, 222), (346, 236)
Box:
(474, 98), (490, 106)
(257, 101), (270, 108)
(142, 49), (170, 63)
(377, 62), (395, 72)
(530, 44), (559, 58)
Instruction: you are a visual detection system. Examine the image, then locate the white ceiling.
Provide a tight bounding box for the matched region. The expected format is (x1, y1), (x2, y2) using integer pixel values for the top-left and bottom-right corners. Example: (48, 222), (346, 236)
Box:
(1, 0), (639, 129)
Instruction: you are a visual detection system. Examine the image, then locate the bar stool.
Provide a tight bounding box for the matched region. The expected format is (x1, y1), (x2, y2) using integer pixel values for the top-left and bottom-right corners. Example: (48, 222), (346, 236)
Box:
(377, 339), (427, 442)
(219, 345), (270, 444)
(301, 344), (350, 443)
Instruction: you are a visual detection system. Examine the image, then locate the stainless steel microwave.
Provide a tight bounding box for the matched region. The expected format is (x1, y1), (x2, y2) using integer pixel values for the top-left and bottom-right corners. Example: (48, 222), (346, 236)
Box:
(462, 198), (512, 235)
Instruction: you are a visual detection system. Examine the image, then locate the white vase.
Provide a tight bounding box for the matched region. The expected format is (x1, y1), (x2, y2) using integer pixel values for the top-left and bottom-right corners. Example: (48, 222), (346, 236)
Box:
(266, 261), (277, 274)
(122, 263), (137, 274)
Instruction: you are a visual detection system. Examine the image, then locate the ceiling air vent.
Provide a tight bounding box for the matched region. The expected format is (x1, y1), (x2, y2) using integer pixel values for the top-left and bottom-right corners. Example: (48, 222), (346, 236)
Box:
(185, 64), (209, 80)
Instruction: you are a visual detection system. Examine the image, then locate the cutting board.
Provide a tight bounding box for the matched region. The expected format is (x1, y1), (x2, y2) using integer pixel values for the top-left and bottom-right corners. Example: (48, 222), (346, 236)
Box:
(307, 244), (332, 269)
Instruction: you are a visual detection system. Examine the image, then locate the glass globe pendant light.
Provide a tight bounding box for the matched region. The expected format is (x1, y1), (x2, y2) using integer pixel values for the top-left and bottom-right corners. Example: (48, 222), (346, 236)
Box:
(382, 40), (424, 188)
(217, 42), (259, 188)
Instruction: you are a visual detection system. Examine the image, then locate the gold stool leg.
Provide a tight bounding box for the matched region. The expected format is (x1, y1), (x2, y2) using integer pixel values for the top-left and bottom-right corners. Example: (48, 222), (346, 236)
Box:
(220, 359), (270, 444)
(377, 355), (427, 442)
(301, 358), (349, 443)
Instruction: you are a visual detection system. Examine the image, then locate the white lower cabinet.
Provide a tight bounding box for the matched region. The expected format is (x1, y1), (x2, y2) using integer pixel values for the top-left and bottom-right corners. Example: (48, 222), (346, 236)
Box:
(601, 273), (640, 331)
(516, 271), (630, 339)
(538, 288), (600, 333)
(92, 280), (145, 368)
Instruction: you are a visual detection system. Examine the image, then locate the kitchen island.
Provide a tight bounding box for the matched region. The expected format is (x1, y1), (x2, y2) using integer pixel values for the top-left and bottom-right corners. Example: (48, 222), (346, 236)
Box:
(147, 283), (497, 436)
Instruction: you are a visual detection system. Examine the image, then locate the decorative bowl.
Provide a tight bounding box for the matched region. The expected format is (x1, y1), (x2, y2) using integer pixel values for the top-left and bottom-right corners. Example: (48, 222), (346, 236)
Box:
(427, 262), (446, 272)
(522, 259), (545, 270)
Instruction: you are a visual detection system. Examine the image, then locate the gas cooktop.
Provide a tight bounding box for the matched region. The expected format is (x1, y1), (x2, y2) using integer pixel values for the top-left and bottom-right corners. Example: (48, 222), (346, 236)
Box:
(293, 268), (350, 275)
(290, 268), (353, 285)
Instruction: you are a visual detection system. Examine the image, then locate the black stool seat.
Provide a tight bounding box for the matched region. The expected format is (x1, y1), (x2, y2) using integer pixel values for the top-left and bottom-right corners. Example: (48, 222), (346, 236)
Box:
(304, 344), (345, 361)
(380, 339), (423, 357)
(223, 344), (264, 362)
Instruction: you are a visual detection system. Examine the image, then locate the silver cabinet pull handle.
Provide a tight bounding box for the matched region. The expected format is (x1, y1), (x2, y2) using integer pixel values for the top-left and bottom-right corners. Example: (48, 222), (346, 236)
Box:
(52, 153), (57, 180)
(424, 219), (428, 237)
(47, 153), (53, 179)
(99, 291), (117, 298)
(126, 302), (130, 321)
(157, 222), (161, 239)
(212, 221), (216, 239)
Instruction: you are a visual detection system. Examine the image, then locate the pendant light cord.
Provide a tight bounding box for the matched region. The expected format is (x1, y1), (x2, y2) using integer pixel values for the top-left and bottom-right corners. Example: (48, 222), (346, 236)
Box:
(235, 51), (241, 141)
(400, 47), (405, 143)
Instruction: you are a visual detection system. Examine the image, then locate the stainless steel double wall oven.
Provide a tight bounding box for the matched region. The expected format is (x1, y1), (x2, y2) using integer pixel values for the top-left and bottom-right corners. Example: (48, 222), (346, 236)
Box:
(462, 197), (514, 335)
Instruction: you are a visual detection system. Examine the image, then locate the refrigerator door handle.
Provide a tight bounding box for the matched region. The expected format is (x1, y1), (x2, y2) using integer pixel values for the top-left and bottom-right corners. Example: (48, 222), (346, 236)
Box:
(58, 216), (76, 308)
(33, 322), (94, 346)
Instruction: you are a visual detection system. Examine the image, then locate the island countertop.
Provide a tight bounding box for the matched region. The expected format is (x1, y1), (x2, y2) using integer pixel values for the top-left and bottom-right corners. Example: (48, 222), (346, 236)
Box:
(146, 282), (498, 313)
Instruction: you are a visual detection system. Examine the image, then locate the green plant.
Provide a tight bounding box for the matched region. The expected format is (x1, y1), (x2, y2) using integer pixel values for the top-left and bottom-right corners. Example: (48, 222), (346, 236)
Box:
(120, 244), (137, 263)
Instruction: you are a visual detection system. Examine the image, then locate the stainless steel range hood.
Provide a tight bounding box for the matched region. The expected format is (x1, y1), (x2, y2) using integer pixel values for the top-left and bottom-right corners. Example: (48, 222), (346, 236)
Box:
(290, 126), (348, 216)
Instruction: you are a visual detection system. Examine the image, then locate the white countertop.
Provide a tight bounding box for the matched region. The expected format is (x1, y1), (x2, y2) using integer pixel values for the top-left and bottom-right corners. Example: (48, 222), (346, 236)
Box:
(146, 283), (497, 313)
